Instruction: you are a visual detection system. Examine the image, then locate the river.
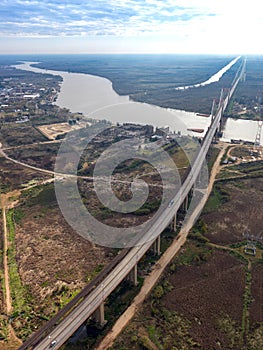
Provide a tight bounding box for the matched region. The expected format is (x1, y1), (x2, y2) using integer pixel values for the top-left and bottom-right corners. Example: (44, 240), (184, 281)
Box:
(14, 61), (262, 144)
(175, 56), (241, 90)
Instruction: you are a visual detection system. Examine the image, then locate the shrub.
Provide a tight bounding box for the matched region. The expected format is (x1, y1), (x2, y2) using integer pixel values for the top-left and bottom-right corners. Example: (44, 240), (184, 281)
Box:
(154, 285), (164, 299)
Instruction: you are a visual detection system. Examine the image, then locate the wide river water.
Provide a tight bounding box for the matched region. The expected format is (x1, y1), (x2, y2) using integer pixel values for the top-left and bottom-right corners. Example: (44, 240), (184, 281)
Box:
(15, 62), (261, 144)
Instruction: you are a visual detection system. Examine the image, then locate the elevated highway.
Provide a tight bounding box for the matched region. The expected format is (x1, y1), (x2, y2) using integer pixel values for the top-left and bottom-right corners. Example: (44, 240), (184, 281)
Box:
(19, 57), (246, 350)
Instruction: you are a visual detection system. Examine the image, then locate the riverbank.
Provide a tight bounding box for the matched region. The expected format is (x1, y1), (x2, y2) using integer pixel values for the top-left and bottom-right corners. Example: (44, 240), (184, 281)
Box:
(26, 54), (243, 114)
(14, 61), (211, 137)
(14, 60), (263, 145)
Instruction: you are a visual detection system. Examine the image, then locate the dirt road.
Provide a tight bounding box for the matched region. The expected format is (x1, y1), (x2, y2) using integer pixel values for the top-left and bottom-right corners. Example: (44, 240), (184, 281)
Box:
(2, 206), (12, 315)
(0, 194), (23, 349)
(96, 142), (228, 350)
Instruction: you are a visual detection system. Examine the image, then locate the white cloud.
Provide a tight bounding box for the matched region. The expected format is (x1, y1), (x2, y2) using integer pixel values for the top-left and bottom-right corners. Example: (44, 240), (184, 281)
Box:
(0, 0), (263, 53)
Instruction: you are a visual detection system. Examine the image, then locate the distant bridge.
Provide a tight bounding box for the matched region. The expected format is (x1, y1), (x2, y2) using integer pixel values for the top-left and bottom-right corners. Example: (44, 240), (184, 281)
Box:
(19, 57), (246, 350)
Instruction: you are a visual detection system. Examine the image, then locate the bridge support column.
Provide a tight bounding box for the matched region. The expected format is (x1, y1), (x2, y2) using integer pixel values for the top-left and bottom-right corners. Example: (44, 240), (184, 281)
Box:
(173, 212), (178, 231)
(92, 302), (107, 328)
(196, 170), (202, 188)
(169, 220), (173, 231)
(153, 235), (161, 256)
(128, 264), (138, 286)
(170, 214), (177, 232)
(182, 195), (189, 211)
(219, 118), (224, 135)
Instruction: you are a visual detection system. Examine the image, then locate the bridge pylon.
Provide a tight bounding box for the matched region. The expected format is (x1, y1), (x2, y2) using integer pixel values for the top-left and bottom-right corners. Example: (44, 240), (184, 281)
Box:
(241, 57), (247, 82)
(254, 120), (263, 150)
(127, 264), (138, 286)
(152, 235), (161, 255)
(92, 303), (107, 328)
(170, 213), (177, 232)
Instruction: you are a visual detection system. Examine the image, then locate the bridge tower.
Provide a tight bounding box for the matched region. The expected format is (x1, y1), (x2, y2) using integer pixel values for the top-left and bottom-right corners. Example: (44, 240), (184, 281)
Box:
(210, 99), (216, 121)
(241, 57), (247, 82)
(92, 303), (107, 328)
(254, 120), (263, 150)
(219, 87), (224, 106)
(152, 235), (161, 255)
(128, 264), (138, 286)
(212, 88), (225, 143)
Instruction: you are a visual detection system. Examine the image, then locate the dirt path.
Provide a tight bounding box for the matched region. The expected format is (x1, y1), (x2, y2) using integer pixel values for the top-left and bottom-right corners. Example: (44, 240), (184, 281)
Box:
(0, 195), (23, 348)
(0, 147), (57, 177)
(1, 140), (61, 151)
(208, 142), (228, 192)
(7, 326), (22, 349)
(96, 143), (228, 350)
(0, 146), (168, 189)
(2, 206), (12, 315)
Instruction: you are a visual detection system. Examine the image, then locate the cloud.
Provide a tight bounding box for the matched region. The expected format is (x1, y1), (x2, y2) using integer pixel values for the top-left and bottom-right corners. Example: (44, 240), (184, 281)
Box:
(0, 0), (217, 37)
(0, 0), (262, 53)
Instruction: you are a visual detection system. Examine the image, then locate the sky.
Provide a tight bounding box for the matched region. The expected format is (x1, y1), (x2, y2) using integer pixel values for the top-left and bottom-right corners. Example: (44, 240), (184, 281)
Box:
(0, 0), (262, 54)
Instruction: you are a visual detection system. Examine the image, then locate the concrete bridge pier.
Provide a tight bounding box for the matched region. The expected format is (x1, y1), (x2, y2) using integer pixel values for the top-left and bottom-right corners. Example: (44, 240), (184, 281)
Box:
(213, 120), (221, 142)
(153, 235), (161, 255)
(218, 116), (224, 135)
(214, 121), (224, 142)
(169, 213), (177, 232)
(128, 263), (138, 286)
(196, 170), (202, 188)
(182, 194), (189, 212)
(92, 303), (107, 328)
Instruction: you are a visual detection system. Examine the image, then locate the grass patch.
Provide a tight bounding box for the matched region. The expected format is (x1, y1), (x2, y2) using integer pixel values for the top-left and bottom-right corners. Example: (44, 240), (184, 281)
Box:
(22, 183), (57, 208)
(229, 160), (263, 174)
(241, 268), (252, 342)
(173, 240), (212, 267)
(111, 307), (200, 350)
(13, 208), (25, 224)
(220, 145), (232, 165)
(5, 209), (45, 340)
(247, 324), (263, 349)
(203, 183), (230, 213)
(6, 209), (28, 313)
(206, 146), (221, 173)
(217, 314), (242, 349)
(0, 316), (9, 341)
